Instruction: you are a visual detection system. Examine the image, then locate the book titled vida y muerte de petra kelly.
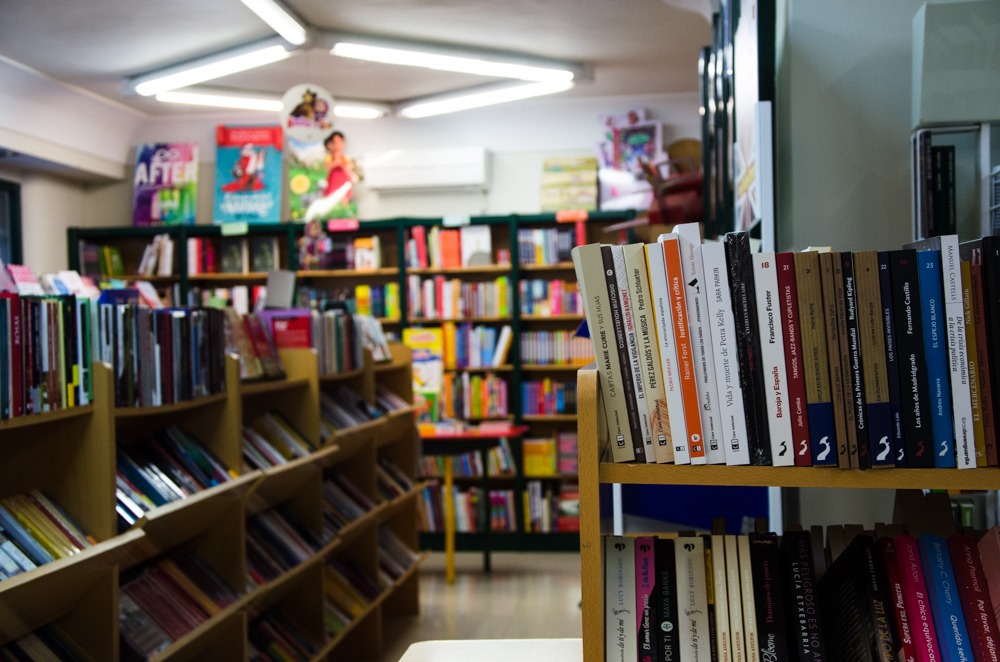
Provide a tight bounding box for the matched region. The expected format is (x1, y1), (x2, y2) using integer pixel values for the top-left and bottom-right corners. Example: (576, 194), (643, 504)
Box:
(214, 125), (283, 225)
(133, 142), (198, 227)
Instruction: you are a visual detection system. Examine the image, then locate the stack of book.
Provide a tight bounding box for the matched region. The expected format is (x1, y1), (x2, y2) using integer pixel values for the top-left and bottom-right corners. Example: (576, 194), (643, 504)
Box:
(376, 457), (415, 503)
(406, 275), (511, 320)
(522, 378), (577, 416)
(245, 507), (322, 583)
(321, 474), (376, 538)
(518, 278), (583, 316)
(518, 330), (594, 365)
(439, 371), (509, 420)
(241, 411), (317, 470)
(248, 610), (318, 661)
(573, 226), (1000, 468)
(377, 527), (420, 585)
(324, 556), (381, 624)
(517, 225), (580, 265)
(319, 386), (383, 437)
(0, 490), (93, 579)
(441, 321), (512, 369)
(0, 624), (89, 659)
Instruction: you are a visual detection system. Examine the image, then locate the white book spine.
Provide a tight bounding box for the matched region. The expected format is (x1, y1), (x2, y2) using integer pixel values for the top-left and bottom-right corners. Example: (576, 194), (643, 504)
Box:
(646, 242), (689, 464)
(939, 236), (975, 468)
(612, 245), (654, 462)
(676, 225), (726, 464)
(711, 534), (733, 662)
(623, 243), (670, 463)
(676, 535), (711, 662)
(737, 535), (759, 662)
(725, 535), (747, 662)
(752, 252), (795, 466)
(605, 536), (637, 662)
(702, 242), (751, 466)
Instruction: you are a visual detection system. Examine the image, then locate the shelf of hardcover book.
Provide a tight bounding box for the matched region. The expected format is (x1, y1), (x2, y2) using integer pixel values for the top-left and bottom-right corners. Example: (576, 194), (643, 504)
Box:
(69, 226), (182, 282)
(246, 558), (326, 660)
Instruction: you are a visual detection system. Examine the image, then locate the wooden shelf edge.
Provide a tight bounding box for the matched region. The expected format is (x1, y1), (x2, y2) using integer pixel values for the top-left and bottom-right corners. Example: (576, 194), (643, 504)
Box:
(239, 376), (310, 397)
(319, 367), (366, 383)
(0, 404), (94, 430)
(114, 391), (227, 418)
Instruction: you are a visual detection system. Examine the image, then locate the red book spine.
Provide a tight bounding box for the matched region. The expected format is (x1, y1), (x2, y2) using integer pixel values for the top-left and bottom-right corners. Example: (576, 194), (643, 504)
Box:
(969, 262), (998, 465)
(1, 294), (23, 417)
(881, 536), (919, 662)
(776, 252), (812, 466)
(896, 533), (943, 662)
(948, 534), (1000, 662)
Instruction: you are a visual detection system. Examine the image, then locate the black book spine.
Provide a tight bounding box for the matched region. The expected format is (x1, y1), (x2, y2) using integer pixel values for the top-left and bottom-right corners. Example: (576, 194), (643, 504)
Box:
(654, 537), (678, 662)
(601, 245), (646, 462)
(724, 232), (771, 465)
(876, 252), (906, 467)
(841, 253), (871, 468)
(981, 235), (1000, 438)
(887, 249), (934, 468)
(750, 532), (791, 662)
(780, 530), (827, 662)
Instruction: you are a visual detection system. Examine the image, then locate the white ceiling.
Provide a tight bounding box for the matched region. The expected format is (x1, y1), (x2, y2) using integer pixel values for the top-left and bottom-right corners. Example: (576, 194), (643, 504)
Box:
(0, 0), (714, 117)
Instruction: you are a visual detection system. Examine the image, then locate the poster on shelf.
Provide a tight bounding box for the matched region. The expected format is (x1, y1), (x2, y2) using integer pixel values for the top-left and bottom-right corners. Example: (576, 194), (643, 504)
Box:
(132, 142), (198, 226)
(213, 125), (283, 225)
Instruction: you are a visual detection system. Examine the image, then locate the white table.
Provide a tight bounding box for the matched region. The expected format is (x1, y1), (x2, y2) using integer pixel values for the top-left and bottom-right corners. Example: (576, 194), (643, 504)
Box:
(397, 638), (583, 662)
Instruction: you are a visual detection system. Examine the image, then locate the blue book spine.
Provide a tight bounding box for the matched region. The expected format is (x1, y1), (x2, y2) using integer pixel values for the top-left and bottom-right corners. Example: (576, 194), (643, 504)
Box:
(918, 534), (974, 662)
(0, 505), (54, 565)
(916, 250), (955, 467)
(877, 251), (906, 467)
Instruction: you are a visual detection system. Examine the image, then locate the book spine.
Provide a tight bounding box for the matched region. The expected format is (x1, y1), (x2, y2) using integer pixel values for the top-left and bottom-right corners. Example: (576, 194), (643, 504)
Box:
(724, 232), (771, 465)
(937, 237), (975, 468)
(840, 252), (872, 468)
(724, 535), (747, 662)
(677, 535), (711, 662)
(571, 245), (634, 462)
(655, 537), (680, 662)
(624, 243), (670, 464)
(776, 252), (812, 466)
(877, 251), (907, 467)
(854, 250), (895, 467)
(781, 530), (828, 662)
(919, 534), (974, 662)
(749, 532), (791, 662)
(646, 242), (685, 464)
(605, 245), (648, 463)
(976, 236), (1000, 464)
(704, 535), (720, 662)
(752, 252), (794, 466)
(888, 250), (934, 468)
(738, 535), (760, 662)
(662, 235), (706, 463)
(968, 260), (997, 465)
(711, 534), (733, 662)
(946, 534), (1000, 662)
(915, 250), (955, 468)
(960, 261), (988, 467)
(606, 536), (638, 662)
(635, 536), (659, 662)
(702, 241), (750, 466)
(676, 225), (725, 464)
(880, 536), (918, 662)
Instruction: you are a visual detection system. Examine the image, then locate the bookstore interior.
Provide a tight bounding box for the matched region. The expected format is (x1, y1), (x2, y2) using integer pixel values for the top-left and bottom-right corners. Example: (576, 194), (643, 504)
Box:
(2, 0), (1000, 660)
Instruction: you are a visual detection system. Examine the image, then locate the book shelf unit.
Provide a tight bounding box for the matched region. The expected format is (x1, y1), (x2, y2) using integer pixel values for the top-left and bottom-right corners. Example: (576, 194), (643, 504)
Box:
(0, 343), (423, 660)
(576, 364), (1000, 662)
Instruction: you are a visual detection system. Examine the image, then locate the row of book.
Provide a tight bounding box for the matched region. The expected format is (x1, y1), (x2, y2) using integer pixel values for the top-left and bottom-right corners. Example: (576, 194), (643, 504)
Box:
(296, 283), (400, 321)
(524, 481), (579, 533)
(0, 624), (89, 660)
(420, 437), (517, 479)
(418, 484), (518, 533)
(522, 432), (578, 476)
(605, 524), (1000, 662)
(0, 490), (93, 580)
(405, 224), (498, 270)
(440, 321), (513, 369)
(406, 275), (512, 320)
(242, 411), (317, 471)
(519, 330), (594, 366)
(322, 472), (375, 539)
(439, 371), (509, 420)
(517, 225), (583, 266)
(522, 378), (577, 416)
(518, 278), (583, 316)
(186, 234), (281, 275)
(246, 506), (322, 584)
(574, 225), (1000, 467)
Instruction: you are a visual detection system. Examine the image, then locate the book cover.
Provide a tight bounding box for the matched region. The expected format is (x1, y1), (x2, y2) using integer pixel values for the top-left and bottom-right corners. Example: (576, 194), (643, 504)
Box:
(792, 251), (837, 466)
(895, 533), (942, 662)
(606, 536), (638, 662)
(661, 234), (706, 464)
(853, 250), (895, 467)
(752, 252), (794, 466)
(610, 244), (652, 463)
(877, 251), (907, 467)
(724, 232), (771, 465)
(459, 225), (493, 267)
(919, 534), (973, 662)
(818, 534), (896, 662)
(677, 535), (711, 662)
(655, 536), (680, 662)
(701, 241), (750, 466)
(775, 252), (812, 466)
(781, 530), (828, 662)
(676, 223), (725, 464)
(888, 250), (934, 468)
(571, 244), (634, 462)
(818, 252), (850, 468)
(749, 532), (790, 662)
(635, 536), (659, 661)
(915, 250), (955, 468)
(132, 142), (198, 227)
(250, 235), (281, 273)
(879, 536), (918, 662)
(946, 534), (1000, 662)
(646, 241), (687, 464)
(218, 236), (248, 274)
(623, 243), (671, 464)
(213, 125), (283, 224)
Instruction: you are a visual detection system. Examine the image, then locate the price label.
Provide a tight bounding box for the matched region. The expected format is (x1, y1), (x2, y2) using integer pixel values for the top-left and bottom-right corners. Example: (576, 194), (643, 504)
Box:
(555, 210), (589, 223)
(442, 215), (471, 228)
(220, 221), (249, 236)
(327, 218), (360, 232)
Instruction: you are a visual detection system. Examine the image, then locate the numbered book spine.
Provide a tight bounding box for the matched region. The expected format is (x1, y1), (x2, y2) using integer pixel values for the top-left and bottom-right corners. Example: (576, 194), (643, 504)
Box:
(896, 533), (943, 662)
(877, 251), (907, 467)
(915, 250), (955, 468)
(919, 534), (973, 662)
(676, 224), (725, 464)
(662, 234), (706, 463)
(782, 530), (828, 662)
(607, 244), (649, 463)
(888, 250), (934, 468)
(623, 243), (670, 464)
(793, 251), (837, 466)
(635, 536), (659, 661)
(818, 252), (851, 468)
(854, 250), (895, 467)
(776, 252), (812, 466)
(646, 242), (684, 464)
(571, 244), (634, 462)
(655, 537), (680, 662)
(606, 535), (638, 662)
(752, 252), (795, 466)
(702, 241), (750, 465)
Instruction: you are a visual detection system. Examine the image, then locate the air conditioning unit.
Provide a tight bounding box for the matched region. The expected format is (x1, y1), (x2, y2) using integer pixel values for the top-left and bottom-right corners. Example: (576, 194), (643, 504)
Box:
(363, 147), (489, 192)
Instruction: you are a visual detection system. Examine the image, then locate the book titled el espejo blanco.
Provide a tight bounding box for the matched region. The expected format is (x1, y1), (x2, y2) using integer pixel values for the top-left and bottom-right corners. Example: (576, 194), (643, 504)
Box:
(132, 142), (198, 227)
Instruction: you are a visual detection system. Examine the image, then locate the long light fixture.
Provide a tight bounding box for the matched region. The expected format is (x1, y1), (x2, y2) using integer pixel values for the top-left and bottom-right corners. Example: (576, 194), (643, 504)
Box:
(239, 0), (308, 46)
(398, 80), (574, 119)
(330, 37), (578, 82)
(128, 38), (292, 96)
(154, 87), (388, 118)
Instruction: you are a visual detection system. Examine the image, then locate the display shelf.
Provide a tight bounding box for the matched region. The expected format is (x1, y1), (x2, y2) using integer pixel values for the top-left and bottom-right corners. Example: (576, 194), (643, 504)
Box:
(522, 414), (577, 422)
(520, 364), (588, 372)
(298, 267), (399, 279)
(406, 265), (512, 276)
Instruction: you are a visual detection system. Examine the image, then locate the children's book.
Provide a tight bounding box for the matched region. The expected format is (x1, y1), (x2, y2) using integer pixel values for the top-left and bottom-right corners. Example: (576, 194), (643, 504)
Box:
(214, 125), (283, 225)
(132, 142), (198, 226)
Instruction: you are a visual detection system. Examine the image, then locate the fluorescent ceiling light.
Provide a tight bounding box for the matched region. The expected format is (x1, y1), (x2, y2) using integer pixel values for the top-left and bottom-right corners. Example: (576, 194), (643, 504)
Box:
(333, 103), (388, 119)
(331, 41), (576, 82)
(398, 81), (574, 118)
(156, 89), (283, 111)
(239, 0), (308, 46)
(129, 39), (292, 96)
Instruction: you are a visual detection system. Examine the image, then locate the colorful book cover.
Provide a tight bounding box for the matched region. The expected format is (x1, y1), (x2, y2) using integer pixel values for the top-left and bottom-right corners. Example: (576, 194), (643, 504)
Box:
(402, 327), (444, 422)
(214, 125), (283, 225)
(132, 142), (198, 226)
(916, 249), (955, 467)
(286, 136), (358, 223)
